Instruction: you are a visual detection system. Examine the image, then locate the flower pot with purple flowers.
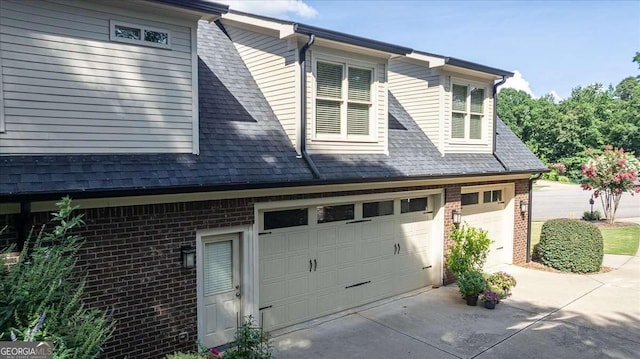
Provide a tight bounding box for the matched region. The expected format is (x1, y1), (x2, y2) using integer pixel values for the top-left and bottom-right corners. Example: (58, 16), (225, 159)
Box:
(481, 290), (499, 310)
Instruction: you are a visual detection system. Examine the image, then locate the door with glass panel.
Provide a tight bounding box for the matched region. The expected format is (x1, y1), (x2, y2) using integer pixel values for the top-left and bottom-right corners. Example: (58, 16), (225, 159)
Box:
(199, 234), (241, 348)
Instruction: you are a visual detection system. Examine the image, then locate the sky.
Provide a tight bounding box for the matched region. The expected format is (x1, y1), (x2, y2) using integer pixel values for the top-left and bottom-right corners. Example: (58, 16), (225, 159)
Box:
(223, 0), (640, 100)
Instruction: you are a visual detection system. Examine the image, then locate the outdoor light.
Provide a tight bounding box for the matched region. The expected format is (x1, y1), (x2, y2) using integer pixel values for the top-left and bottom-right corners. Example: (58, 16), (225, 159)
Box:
(181, 245), (196, 269)
(520, 200), (528, 214)
(452, 210), (462, 226)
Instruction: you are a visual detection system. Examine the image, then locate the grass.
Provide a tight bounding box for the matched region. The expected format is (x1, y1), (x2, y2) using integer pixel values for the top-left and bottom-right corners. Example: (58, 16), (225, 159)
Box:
(531, 221), (640, 256)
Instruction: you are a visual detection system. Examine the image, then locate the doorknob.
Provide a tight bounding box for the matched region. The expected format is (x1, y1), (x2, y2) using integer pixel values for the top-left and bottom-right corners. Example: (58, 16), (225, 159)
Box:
(235, 285), (241, 298)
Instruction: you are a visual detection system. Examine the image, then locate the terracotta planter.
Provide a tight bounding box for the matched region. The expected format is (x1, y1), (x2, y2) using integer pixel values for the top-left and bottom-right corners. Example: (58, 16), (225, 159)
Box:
(465, 294), (478, 306)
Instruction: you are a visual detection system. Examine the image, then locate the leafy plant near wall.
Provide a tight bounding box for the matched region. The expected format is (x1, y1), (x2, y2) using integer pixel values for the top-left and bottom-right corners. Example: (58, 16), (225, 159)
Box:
(446, 223), (492, 276)
(223, 315), (273, 359)
(0, 197), (114, 358)
(535, 218), (603, 273)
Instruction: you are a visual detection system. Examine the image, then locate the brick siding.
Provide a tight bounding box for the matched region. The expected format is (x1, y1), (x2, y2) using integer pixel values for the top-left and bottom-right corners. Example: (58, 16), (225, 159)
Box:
(0, 179), (529, 358)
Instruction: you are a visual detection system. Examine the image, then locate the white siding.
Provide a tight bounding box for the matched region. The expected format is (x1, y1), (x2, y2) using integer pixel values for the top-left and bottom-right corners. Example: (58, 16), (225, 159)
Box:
(388, 59), (440, 150)
(225, 25), (299, 148)
(442, 72), (494, 154)
(0, 0), (197, 155)
(306, 47), (388, 155)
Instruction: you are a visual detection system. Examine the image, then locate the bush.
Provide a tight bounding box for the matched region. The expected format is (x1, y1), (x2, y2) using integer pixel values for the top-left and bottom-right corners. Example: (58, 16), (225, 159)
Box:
(582, 210), (602, 221)
(456, 271), (486, 297)
(0, 197), (114, 358)
(485, 272), (517, 299)
(535, 219), (603, 272)
(541, 170), (559, 181)
(446, 224), (492, 276)
(557, 176), (571, 183)
(223, 315), (272, 359)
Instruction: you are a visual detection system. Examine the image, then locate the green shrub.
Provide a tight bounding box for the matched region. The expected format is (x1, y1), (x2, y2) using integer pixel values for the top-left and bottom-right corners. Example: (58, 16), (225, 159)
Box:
(0, 197), (114, 358)
(223, 315), (272, 359)
(582, 210), (602, 221)
(446, 224), (492, 276)
(456, 271), (486, 297)
(557, 176), (571, 183)
(535, 219), (603, 272)
(541, 170), (559, 181)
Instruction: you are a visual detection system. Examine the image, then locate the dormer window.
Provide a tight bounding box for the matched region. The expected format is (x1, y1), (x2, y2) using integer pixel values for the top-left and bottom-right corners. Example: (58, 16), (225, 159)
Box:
(451, 82), (486, 141)
(314, 59), (375, 141)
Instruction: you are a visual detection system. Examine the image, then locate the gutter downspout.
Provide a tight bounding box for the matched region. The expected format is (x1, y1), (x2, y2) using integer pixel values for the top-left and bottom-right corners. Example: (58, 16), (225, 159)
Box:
(526, 173), (543, 262)
(298, 34), (321, 179)
(492, 75), (509, 171)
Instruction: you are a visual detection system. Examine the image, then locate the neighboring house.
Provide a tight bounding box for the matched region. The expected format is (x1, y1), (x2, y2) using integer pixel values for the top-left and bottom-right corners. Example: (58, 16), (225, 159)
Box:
(0, 1), (546, 357)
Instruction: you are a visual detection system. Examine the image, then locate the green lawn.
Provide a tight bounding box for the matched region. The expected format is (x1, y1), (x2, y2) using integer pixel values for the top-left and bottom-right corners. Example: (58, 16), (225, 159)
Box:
(531, 221), (640, 256)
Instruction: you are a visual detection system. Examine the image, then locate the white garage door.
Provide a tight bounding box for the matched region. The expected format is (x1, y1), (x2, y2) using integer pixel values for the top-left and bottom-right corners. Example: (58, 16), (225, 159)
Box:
(258, 196), (438, 330)
(461, 188), (509, 269)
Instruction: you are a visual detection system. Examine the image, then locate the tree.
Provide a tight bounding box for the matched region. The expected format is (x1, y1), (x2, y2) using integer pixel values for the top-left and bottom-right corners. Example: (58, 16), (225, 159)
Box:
(0, 197), (114, 358)
(580, 146), (640, 224)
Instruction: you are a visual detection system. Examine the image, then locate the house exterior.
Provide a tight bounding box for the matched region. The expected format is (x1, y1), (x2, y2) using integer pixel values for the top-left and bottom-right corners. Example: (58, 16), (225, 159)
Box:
(0, 1), (546, 357)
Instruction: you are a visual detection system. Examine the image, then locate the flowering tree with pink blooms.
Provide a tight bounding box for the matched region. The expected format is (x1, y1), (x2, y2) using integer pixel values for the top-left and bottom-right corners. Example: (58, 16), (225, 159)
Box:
(581, 146), (640, 224)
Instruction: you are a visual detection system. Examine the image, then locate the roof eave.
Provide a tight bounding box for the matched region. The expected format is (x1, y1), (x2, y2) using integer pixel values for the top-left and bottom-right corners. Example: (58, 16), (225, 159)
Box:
(444, 57), (514, 77)
(293, 23), (412, 55)
(149, 0), (229, 17)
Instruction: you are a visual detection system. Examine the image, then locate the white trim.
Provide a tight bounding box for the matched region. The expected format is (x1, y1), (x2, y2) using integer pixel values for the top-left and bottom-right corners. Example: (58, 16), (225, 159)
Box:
(191, 24), (199, 154)
(311, 52), (378, 142)
(109, 20), (172, 49)
(196, 225), (255, 346)
(449, 77), (490, 144)
(437, 71), (445, 155)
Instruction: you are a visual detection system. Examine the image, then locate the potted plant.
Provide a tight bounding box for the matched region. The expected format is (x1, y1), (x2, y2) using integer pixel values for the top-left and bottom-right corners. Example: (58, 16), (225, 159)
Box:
(481, 291), (500, 309)
(456, 271), (486, 306)
(486, 272), (517, 300)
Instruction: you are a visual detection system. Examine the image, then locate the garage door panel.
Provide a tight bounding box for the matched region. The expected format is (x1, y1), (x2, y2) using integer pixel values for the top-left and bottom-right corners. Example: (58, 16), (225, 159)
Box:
(338, 226), (357, 244)
(288, 253), (312, 275)
(261, 234), (287, 257)
(260, 281), (287, 303)
(337, 264), (361, 286)
(288, 298), (313, 323)
(317, 228), (337, 248)
(315, 270), (337, 290)
(261, 304), (286, 329)
(361, 255), (393, 278)
(337, 244), (358, 265)
(316, 247), (337, 269)
(288, 231), (312, 252)
(288, 275), (312, 297)
(261, 257), (286, 281)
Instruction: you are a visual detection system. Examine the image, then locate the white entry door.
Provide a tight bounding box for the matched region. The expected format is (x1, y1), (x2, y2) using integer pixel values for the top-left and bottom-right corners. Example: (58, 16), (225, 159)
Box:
(199, 234), (241, 348)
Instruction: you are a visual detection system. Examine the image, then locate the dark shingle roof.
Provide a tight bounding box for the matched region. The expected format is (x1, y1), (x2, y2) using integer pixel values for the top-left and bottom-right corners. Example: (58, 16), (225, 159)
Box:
(0, 22), (313, 198)
(0, 23), (545, 200)
(494, 118), (547, 172)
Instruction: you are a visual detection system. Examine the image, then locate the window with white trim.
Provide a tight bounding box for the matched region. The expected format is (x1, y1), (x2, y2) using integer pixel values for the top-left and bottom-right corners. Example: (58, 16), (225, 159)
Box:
(314, 60), (374, 140)
(451, 83), (486, 141)
(110, 20), (171, 49)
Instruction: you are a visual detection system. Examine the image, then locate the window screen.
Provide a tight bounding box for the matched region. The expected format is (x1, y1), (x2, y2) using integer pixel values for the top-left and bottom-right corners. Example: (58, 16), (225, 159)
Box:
(203, 241), (233, 296)
(363, 200), (394, 218)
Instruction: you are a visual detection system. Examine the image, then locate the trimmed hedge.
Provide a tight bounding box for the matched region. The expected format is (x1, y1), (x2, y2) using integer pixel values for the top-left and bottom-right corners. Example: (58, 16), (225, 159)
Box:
(536, 219), (603, 272)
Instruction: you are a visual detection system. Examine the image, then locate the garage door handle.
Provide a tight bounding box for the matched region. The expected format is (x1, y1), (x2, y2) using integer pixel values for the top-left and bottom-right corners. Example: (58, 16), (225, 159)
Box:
(346, 219), (372, 224)
(497, 247), (504, 250)
(314, 259), (317, 271)
(397, 243), (401, 253)
(393, 243), (398, 254)
(309, 260), (312, 272)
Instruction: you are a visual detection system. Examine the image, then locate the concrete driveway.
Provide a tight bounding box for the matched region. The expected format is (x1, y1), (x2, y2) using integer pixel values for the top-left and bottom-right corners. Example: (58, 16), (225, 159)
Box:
(270, 255), (640, 359)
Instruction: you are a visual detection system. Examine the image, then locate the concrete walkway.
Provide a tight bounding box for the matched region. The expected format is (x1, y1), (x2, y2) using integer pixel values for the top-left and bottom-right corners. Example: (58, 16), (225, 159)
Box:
(270, 254), (640, 359)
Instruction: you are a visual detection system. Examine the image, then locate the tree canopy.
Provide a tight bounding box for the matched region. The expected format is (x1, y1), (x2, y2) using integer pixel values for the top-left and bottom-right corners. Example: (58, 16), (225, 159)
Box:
(497, 54), (640, 181)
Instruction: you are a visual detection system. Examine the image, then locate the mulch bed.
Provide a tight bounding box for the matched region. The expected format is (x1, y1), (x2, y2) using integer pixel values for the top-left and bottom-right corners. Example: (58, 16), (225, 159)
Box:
(584, 220), (640, 228)
(517, 260), (613, 274)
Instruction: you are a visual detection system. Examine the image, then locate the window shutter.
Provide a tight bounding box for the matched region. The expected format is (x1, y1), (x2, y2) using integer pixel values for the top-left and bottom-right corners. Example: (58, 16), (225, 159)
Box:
(451, 112), (465, 139)
(347, 103), (370, 135)
(452, 84), (467, 112)
(203, 240), (233, 295)
(316, 100), (341, 134)
(470, 114), (482, 139)
(470, 88), (484, 113)
(348, 67), (371, 102)
(316, 62), (343, 99)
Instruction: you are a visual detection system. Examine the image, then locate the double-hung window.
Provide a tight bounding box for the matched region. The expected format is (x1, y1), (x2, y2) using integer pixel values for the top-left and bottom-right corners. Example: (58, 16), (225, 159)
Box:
(315, 60), (374, 140)
(451, 83), (486, 141)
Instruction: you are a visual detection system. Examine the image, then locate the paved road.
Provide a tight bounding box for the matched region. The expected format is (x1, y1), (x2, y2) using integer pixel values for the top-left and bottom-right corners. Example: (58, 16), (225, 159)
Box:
(532, 180), (640, 221)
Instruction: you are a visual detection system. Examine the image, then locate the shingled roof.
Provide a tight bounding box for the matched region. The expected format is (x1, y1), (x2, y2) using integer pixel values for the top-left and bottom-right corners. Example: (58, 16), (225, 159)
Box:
(0, 22), (545, 201)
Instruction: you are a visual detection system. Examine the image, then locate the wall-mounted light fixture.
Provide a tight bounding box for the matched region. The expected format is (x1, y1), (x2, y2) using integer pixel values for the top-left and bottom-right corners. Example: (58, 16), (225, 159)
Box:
(181, 245), (196, 269)
(520, 200), (528, 214)
(452, 209), (461, 226)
